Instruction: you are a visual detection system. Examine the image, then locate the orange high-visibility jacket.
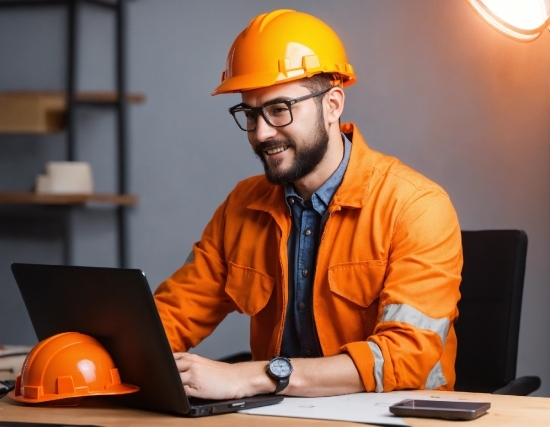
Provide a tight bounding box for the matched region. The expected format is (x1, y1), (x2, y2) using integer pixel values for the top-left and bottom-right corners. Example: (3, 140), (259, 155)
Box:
(154, 123), (463, 392)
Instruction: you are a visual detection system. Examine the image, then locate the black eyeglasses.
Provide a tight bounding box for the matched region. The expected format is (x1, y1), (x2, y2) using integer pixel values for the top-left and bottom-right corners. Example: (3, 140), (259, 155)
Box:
(228, 87), (332, 132)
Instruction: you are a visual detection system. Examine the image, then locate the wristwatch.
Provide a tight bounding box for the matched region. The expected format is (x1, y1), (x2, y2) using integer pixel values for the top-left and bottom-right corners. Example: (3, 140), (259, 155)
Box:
(267, 356), (293, 394)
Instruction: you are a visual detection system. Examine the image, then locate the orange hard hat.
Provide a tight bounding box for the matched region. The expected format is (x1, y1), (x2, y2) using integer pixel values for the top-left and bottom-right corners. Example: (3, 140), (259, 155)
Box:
(212, 9), (356, 95)
(8, 332), (139, 405)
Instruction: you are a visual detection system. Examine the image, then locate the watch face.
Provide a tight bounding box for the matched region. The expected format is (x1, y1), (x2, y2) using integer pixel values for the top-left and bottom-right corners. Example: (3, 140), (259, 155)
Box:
(269, 357), (292, 378)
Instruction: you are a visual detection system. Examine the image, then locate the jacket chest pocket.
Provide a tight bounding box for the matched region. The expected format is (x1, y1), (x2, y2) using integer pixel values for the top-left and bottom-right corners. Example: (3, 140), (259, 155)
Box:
(225, 261), (275, 316)
(327, 261), (388, 337)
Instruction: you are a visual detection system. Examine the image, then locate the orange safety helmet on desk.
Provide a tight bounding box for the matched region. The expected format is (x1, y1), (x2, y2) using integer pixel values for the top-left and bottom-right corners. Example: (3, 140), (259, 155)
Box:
(8, 332), (139, 404)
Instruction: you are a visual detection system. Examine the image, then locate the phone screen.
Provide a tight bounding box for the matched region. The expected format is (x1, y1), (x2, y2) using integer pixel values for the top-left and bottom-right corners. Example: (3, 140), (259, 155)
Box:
(389, 399), (491, 420)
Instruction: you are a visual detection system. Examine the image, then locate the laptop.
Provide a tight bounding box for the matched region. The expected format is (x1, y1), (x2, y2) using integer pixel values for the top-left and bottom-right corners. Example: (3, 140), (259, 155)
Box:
(10, 263), (283, 416)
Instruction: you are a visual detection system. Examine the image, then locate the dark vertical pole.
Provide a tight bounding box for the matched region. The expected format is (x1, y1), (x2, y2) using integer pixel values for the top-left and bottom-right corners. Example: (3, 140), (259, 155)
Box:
(67, 0), (78, 162)
(62, 208), (72, 266)
(116, 0), (128, 268)
(64, 0), (79, 265)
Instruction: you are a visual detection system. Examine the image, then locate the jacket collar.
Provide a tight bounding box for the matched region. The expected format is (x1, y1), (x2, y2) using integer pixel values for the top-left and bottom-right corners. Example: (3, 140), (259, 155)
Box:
(248, 122), (373, 218)
(332, 122), (373, 209)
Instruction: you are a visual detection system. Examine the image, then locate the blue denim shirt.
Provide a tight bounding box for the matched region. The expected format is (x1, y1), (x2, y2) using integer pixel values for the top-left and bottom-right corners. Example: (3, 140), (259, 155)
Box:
(280, 134), (352, 358)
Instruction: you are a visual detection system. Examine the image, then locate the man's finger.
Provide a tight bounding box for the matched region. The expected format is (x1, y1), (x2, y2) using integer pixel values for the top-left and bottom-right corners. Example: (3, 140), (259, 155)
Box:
(174, 356), (195, 373)
(183, 384), (198, 397)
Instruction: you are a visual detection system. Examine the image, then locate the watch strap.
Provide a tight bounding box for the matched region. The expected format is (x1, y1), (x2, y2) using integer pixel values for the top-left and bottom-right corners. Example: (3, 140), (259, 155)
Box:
(273, 375), (289, 394)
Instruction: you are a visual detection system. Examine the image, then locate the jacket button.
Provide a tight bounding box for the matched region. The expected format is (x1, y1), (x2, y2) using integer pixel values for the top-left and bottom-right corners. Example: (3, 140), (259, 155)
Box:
(299, 302), (306, 310)
(305, 229), (312, 236)
(302, 269), (308, 277)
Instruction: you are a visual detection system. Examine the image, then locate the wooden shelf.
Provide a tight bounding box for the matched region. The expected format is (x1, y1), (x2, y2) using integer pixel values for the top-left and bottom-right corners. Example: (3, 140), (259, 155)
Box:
(0, 91), (145, 134)
(0, 191), (138, 206)
(75, 91), (145, 104)
(0, 2), (138, 267)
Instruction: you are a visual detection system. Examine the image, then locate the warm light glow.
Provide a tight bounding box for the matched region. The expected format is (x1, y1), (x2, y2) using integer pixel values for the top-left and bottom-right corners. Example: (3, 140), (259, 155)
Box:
(483, 0), (547, 30)
(466, 0), (550, 42)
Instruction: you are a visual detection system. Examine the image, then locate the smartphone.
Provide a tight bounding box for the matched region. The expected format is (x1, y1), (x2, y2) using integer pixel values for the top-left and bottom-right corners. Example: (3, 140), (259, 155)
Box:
(389, 399), (490, 420)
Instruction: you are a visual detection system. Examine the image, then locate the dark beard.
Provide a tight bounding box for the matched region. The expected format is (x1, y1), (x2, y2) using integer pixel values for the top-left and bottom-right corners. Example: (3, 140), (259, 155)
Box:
(253, 119), (329, 185)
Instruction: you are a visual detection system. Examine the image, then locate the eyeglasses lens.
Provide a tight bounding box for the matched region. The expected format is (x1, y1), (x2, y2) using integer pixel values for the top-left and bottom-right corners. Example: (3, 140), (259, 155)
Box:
(234, 103), (292, 131)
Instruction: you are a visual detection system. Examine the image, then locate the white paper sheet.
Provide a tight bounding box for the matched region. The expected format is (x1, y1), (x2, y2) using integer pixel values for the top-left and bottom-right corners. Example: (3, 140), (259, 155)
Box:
(240, 392), (416, 426)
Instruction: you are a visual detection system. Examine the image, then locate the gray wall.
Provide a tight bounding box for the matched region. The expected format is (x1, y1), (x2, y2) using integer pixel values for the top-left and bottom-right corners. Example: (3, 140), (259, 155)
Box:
(0, 1), (548, 396)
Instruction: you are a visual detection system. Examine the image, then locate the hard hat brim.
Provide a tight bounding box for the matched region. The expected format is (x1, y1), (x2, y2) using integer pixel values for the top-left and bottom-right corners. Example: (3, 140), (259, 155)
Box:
(212, 70), (356, 95)
(212, 71), (294, 95)
(7, 383), (139, 404)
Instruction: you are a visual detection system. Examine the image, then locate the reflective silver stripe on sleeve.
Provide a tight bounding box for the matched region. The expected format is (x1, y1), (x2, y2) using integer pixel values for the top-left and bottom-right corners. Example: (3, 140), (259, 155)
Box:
(367, 341), (385, 393)
(424, 360), (447, 389)
(381, 303), (449, 389)
(381, 304), (450, 345)
(184, 250), (195, 265)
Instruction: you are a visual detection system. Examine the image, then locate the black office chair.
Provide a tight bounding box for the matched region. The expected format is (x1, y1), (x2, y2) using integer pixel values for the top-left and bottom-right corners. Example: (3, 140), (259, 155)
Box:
(455, 230), (541, 395)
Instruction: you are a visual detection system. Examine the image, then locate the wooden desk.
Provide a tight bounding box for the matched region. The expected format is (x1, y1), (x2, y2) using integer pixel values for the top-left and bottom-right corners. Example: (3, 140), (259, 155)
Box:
(1, 390), (549, 427)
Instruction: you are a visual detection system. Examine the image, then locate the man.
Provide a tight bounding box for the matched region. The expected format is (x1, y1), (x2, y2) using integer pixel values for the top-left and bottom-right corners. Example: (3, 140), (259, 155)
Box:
(154, 9), (462, 400)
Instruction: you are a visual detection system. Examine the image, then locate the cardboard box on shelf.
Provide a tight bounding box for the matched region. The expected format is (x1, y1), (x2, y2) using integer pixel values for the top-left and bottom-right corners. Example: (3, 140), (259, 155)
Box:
(0, 92), (65, 134)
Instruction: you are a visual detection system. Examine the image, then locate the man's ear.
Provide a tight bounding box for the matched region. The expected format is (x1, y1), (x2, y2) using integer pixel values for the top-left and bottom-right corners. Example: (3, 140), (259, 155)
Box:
(325, 87), (345, 125)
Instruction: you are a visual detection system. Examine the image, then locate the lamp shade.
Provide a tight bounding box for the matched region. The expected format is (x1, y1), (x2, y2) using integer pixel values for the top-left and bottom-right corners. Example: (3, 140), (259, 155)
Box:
(466, 0), (550, 42)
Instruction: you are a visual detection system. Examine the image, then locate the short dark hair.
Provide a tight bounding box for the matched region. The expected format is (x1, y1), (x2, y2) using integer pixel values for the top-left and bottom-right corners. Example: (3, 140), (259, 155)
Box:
(299, 73), (340, 120)
(299, 73), (335, 94)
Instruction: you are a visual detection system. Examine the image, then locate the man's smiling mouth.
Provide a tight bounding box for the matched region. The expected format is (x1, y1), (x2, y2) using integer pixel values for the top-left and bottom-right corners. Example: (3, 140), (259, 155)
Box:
(265, 145), (289, 155)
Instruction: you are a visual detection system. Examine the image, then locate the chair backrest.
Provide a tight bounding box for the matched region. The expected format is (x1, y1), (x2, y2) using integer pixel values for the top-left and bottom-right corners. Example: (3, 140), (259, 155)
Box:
(454, 230), (527, 393)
